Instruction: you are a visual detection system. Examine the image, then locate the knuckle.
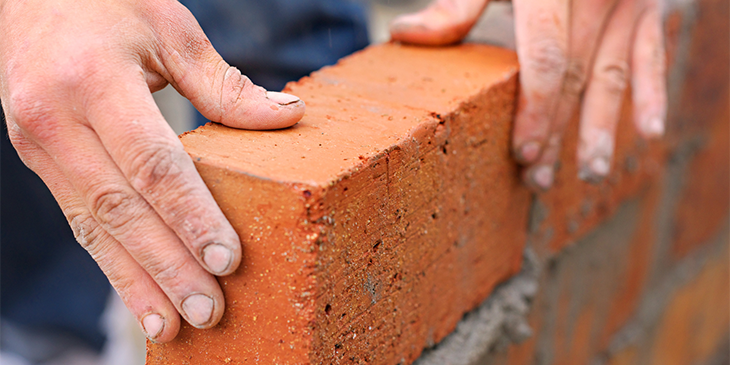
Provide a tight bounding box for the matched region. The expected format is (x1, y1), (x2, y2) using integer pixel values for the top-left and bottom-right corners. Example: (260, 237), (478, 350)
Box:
(6, 122), (25, 144)
(88, 186), (137, 232)
(127, 142), (184, 195)
(108, 276), (135, 302)
(148, 256), (191, 289)
(523, 39), (567, 83)
(68, 209), (104, 251)
(6, 125), (35, 161)
(55, 52), (104, 91)
(6, 90), (57, 136)
(562, 60), (588, 96)
(650, 44), (666, 74)
(5, 121), (56, 173)
(596, 61), (630, 95)
(218, 66), (252, 121)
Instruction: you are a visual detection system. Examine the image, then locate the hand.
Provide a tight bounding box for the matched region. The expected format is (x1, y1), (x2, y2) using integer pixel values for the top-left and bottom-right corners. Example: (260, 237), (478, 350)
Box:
(390, 0), (667, 190)
(0, 0), (304, 342)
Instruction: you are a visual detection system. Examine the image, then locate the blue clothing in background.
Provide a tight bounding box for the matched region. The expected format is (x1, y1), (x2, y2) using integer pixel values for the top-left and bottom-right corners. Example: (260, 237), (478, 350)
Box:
(1, 120), (111, 353)
(0, 0), (368, 357)
(182, 0), (370, 126)
(183, 0), (369, 90)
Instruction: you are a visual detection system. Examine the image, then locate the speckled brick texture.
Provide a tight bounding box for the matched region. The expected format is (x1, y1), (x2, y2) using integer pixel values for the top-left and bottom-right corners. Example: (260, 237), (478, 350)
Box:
(146, 44), (531, 364)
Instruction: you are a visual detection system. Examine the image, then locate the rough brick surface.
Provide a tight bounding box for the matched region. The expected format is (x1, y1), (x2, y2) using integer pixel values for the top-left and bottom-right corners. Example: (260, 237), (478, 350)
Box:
(502, 198), (659, 365)
(146, 44), (530, 364)
(602, 231), (729, 365)
(668, 0), (730, 258)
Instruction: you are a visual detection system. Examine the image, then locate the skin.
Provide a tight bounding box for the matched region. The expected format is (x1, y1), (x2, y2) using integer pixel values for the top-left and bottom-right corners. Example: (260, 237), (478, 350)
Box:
(0, 0), (304, 343)
(391, 0), (667, 190)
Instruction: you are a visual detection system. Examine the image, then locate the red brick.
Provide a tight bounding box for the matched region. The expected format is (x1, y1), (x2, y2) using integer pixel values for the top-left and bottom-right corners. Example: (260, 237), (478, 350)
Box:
(605, 242), (730, 365)
(491, 186), (663, 365)
(672, 117), (730, 257)
(146, 44), (530, 364)
(669, 0), (730, 137)
(670, 0), (730, 257)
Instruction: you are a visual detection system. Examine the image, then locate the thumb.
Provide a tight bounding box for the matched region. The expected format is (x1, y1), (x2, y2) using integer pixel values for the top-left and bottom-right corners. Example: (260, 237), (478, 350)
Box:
(390, 0), (491, 46)
(156, 6), (304, 130)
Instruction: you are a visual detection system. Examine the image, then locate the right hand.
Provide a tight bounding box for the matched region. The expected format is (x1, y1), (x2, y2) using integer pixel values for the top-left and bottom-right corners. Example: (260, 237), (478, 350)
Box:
(0, 0), (304, 342)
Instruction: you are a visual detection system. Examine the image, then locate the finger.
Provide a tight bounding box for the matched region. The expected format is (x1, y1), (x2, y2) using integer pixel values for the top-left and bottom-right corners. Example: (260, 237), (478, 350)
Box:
(389, 0), (491, 46)
(578, 0), (639, 182)
(631, 2), (666, 138)
(150, 2), (304, 130)
(5, 127), (181, 343)
(82, 71), (242, 280)
(15, 97), (227, 329)
(522, 135), (561, 191)
(522, 0), (620, 190)
(511, 0), (569, 164)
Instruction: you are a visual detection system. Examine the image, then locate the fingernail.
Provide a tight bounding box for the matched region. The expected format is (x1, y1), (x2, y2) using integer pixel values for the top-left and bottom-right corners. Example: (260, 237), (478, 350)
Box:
(142, 314), (164, 340)
(579, 156), (611, 182)
(203, 243), (233, 275)
(530, 165), (554, 190)
(390, 19), (427, 34)
(182, 294), (214, 328)
(643, 116), (665, 137)
(518, 141), (541, 163)
(266, 91), (301, 106)
(590, 156), (611, 176)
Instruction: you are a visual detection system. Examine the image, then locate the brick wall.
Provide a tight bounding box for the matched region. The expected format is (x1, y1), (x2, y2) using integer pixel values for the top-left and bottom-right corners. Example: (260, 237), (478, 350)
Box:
(146, 0), (728, 363)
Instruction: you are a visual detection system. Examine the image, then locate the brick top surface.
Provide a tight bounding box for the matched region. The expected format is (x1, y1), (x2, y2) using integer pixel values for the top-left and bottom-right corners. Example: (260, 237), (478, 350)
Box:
(180, 43), (518, 184)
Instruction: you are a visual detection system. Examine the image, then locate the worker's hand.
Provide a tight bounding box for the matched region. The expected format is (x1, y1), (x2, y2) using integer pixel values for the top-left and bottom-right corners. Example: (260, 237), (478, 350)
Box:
(391, 0), (666, 190)
(0, 0), (304, 342)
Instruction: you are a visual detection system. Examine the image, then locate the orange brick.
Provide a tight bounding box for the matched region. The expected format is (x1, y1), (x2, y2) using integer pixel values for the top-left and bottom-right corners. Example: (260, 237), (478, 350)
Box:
(649, 243), (730, 365)
(669, 0), (729, 137)
(602, 240), (730, 365)
(146, 44), (530, 364)
(672, 116), (729, 257)
(499, 190), (663, 365)
(668, 0), (730, 257)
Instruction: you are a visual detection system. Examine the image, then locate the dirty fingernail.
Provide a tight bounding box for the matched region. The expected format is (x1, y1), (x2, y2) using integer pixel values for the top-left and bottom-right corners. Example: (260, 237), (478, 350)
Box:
(391, 12), (434, 34)
(142, 314), (165, 340)
(182, 294), (214, 328)
(579, 156), (611, 182)
(590, 156), (611, 176)
(531, 165), (554, 190)
(203, 243), (233, 275)
(643, 116), (665, 137)
(518, 141), (541, 163)
(391, 20), (425, 33)
(267, 91), (300, 106)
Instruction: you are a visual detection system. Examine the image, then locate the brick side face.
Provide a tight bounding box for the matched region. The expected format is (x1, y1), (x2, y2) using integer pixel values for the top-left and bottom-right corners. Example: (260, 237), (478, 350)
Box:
(310, 75), (528, 364)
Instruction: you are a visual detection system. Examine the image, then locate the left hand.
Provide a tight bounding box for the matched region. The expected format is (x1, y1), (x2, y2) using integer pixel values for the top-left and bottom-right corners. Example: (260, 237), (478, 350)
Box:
(390, 0), (667, 190)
